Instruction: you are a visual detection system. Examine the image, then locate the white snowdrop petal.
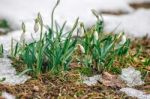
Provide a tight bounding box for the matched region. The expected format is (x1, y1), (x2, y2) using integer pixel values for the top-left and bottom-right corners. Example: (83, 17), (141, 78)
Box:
(120, 35), (126, 45)
(77, 44), (85, 54)
(94, 31), (99, 40)
(34, 22), (39, 33)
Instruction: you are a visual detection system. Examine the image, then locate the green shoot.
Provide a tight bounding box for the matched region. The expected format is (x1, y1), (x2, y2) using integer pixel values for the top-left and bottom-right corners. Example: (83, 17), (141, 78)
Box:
(0, 44), (3, 56)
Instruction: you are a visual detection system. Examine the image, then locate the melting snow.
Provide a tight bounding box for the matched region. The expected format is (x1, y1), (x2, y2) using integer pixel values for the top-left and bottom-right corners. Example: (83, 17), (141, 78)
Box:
(83, 75), (102, 86)
(120, 66), (144, 87)
(120, 88), (150, 99)
(0, 0), (133, 30)
(2, 92), (15, 99)
(0, 0), (150, 88)
(0, 0), (149, 38)
(0, 53), (30, 85)
(103, 9), (150, 37)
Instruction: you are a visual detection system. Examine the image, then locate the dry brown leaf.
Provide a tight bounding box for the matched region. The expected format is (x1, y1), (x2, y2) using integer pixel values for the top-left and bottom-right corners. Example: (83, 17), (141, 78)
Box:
(0, 96), (5, 99)
(101, 72), (125, 88)
(145, 66), (150, 71)
(142, 85), (150, 89)
(69, 63), (81, 68)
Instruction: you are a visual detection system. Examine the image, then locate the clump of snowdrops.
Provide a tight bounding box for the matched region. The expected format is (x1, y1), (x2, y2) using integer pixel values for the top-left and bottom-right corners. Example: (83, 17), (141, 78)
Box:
(10, 0), (130, 76)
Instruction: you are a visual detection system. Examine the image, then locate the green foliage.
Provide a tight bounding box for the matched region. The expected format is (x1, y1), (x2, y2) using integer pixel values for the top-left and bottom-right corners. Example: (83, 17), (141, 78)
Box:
(77, 11), (130, 73)
(12, 0), (78, 75)
(11, 0), (131, 76)
(0, 19), (9, 28)
(0, 44), (3, 57)
(144, 58), (150, 66)
(79, 66), (93, 76)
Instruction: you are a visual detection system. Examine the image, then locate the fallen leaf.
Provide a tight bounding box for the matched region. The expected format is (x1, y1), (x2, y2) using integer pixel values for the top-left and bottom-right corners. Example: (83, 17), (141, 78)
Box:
(145, 66), (150, 71)
(101, 72), (125, 88)
(69, 62), (81, 68)
(0, 96), (5, 99)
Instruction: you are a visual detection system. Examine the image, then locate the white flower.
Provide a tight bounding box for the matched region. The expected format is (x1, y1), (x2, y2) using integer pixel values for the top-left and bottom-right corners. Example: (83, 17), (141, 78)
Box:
(79, 23), (85, 37)
(93, 31), (99, 40)
(21, 22), (26, 33)
(115, 35), (127, 49)
(20, 32), (25, 43)
(77, 44), (85, 54)
(119, 35), (126, 45)
(117, 32), (123, 40)
(34, 21), (39, 33)
(80, 27), (85, 37)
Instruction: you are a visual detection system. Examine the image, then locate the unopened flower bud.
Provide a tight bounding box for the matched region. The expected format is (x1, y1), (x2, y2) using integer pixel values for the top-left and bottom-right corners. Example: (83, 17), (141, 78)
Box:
(117, 32), (123, 40)
(115, 34), (127, 49)
(79, 27), (84, 37)
(119, 35), (126, 45)
(38, 13), (43, 26)
(34, 20), (39, 33)
(20, 32), (25, 43)
(91, 9), (99, 19)
(94, 31), (99, 40)
(79, 23), (85, 37)
(77, 44), (85, 54)
(21, 22), (26, 33)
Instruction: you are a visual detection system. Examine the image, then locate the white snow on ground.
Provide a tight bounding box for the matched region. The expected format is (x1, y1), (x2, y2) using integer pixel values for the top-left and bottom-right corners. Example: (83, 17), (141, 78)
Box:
(83, 75), (102, 86)
(120, 88), (150, 99)
(2, 92), (15, 99)
(0, 1), (150, 98)
(0, 0), (149, 38)
(120, 66), (144, 87)
(0, 53), (30, 85)
(119, 67), (149, 99)
(0, 0), (133, 30)
(103, 9), (150, 37)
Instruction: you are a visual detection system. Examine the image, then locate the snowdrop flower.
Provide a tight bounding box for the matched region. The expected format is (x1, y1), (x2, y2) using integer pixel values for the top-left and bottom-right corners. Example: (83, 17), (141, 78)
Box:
(79, 22), (85, 37)
(119, 35), (126, 45)
(20, 32), (25, 43)
(93, 31), (99, 41)
(37, 13), (43, 26)
(20, 22), (26, 43)
(77, 44), (85, 54)
(34, 19), (39, 33)
(115, 34), (127, 49)
(116, 32), (123, 40)
(80, 26), (85, 37)
(21, 22), (26, 33)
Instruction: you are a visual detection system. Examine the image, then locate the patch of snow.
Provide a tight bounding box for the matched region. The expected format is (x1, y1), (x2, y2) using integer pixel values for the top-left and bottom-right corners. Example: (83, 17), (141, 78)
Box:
(0, 53), (30, 85)
(120, 88), (150, 99)
(0, 0), (133, 30)
(83, 75), (102, 86)
(120, 66), (144, 87)
(2, 92), (15, 99)
(0, 0), (149, 39)
(103, 9), (150, 37)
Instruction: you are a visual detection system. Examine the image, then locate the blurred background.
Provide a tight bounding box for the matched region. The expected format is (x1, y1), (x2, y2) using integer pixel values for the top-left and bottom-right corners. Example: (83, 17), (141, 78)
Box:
(0, 0), (150, 50)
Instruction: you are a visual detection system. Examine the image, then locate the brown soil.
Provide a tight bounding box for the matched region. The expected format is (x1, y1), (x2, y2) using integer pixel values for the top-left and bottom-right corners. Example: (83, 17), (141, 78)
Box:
(0, 72), (135, 99)
(129, 3), (150, 9)
(99, 11), (129, 15)
(0, 37), (150, 99)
